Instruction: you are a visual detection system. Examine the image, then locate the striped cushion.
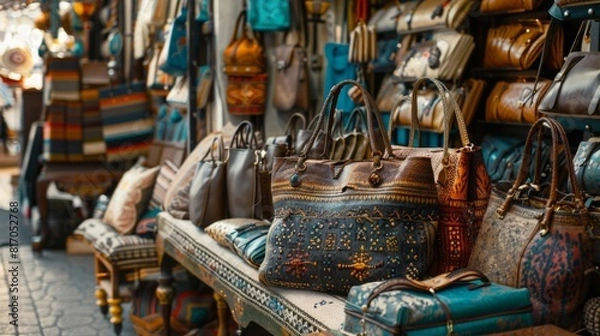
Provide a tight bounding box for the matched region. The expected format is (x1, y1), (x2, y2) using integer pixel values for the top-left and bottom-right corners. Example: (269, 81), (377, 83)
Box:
(95, 234), (157, 265)
(80, 88), (106, 157)
(148, 160), (179, 210)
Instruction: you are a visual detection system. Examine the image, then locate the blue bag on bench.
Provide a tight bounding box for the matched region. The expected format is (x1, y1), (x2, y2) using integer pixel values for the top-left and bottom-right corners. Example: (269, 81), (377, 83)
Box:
(344, 269), (533, 336)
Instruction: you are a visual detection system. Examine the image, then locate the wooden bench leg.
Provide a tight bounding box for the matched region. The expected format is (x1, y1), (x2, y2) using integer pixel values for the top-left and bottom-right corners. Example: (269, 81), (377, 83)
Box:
(108, 298), (123, 335)
(214, 292), (231, 336)
(95, 287), (108, 316)
(157, 254), (175, 336)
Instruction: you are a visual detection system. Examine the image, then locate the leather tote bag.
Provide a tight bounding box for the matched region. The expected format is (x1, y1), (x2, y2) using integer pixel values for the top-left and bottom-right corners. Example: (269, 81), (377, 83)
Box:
(392, 77), (492, 274)
(469, 117), (595, 329)
(272, 33), (310, 112)
(226, 121), (262, 219)
(258, 80), (440, 295)
(189, 136), (227, 228)
(485, 79), (551, 124)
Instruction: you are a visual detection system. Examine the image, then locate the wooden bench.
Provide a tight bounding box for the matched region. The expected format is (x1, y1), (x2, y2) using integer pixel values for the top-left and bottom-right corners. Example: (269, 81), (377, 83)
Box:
(155, 212), (347, 336)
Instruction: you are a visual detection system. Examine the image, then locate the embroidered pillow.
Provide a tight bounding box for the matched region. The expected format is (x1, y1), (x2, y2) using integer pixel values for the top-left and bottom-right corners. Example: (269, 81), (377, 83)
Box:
(103, 165), (160, 235)
(148, 160), (179, 210)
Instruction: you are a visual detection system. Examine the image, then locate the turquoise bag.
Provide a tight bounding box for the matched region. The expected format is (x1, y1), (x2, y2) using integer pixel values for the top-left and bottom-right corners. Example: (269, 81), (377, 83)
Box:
(247, 0), (291, 31)
(344, 270), (533, 336)
(323, 43), (358, 113)
(549, 2), (600, 20)
(159, 8), (188, 77)
(195, 0), (210, 23)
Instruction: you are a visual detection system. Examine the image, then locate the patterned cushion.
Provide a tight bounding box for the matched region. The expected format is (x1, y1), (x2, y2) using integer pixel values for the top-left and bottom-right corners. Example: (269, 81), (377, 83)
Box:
(74, 218), (118, 245)
(103, 165), (161, 235)
(204, 218), (267, 247)
(148, 160), (179, 210)
(95, 234), (157, 265)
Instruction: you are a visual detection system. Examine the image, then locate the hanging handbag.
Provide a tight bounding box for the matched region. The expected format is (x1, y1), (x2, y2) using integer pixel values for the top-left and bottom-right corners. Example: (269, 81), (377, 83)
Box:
(272, 33), (310, 112)
(573, 137), (600, 196)
(468, 117), (595, 329)
(226, 121), (264, 219)
(483, 20), (561, 71)
(348, 21), (377, 64)
(223, 10), (265, 77)
(480, 0), (543, 14)
(539, 21), (600, 119)
(485, 79), (552, 124)
(344, 269), (534, 336)
(189, 136), (227, 228)
(324, 43), (358, 113)
(158, 6), (188, 77)
(247, 0), (291, 31)
(166, 76), (189, 110)
(195, 0), (210, 23)
(258, 80), (440, 295)
(147, 43), (175, 91)
(392, 77), (492, 274)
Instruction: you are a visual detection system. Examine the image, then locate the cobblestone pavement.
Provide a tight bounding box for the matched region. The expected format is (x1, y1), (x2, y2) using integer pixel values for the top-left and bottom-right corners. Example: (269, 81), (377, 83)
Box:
(0, 246), (136, 336)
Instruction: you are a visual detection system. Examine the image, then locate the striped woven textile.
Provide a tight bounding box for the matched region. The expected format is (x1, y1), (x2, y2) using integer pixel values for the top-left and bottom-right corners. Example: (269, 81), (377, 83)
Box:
(65, 101), (83, 161)
(148, 160), (179, 210)
(43, 101), (68, 162)
(80, 88), (106, 157)
(47, 57), (81, 101)
(99, 83), (154, 161)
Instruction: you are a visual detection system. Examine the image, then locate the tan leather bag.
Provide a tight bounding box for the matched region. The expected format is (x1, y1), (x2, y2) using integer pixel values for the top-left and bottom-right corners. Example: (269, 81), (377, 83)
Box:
(393, 87), (465, 133)
(272, 38), (309, 112)
(480, 0), (543, 14)
(223, 11), (265, 76)
(396, 0), (475, 34)
(484, 20), (562, 71)
(486, 79), (551, 124)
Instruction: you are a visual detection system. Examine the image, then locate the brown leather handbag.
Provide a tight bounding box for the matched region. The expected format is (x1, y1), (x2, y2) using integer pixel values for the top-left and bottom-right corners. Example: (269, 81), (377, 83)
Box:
(485, 79), (551, 124)
(480, 0), (543, 14)
(392, 77), (492, 275)
(272, 35), (309, 112)
(223, 11), (265, 76)
(469, 118), (594, 330)
(484, 20), (561, 70)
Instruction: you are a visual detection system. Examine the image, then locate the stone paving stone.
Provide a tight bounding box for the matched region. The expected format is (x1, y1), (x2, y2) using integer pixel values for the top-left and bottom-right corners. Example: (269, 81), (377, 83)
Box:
(14, 325), (42, 334)
(43, 327), (62, 336)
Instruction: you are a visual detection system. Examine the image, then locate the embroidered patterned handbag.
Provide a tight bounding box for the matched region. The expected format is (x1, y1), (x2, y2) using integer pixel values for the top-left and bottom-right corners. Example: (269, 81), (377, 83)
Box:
(344, 269), (534, 336)
(258, 80), (440, 295)
(468, 117), (595, 329)
(391, 78), (491, 275)
(247, 0), (291, 31)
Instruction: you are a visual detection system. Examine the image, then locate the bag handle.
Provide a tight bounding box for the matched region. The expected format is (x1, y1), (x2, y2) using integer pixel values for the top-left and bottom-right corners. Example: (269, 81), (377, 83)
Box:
(344, 106), (368, 133)
(497, 117), (587, 234)
(228, 120), (258, 151)
(201, 134), (225, 162)
(284, 112), (307, 137)
(296, 80), (394, 175)
(228, 10), (252, 46)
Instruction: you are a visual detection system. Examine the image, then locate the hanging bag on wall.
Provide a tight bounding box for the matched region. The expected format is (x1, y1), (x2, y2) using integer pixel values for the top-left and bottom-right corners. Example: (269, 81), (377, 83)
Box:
(247, 0), (291, 31)
(158, 5), (188, 77)
(272, 32), (310, 112)
(99, 83), (154, 161)
(468, 117), (594, 329)
(391, 77), (492, 274)
(258, 80), (440, 295)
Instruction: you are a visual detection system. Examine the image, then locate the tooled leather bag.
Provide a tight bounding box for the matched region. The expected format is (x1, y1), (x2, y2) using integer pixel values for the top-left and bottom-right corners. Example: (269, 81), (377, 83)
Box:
(483, 20), (562, 71)
(392, 77), (492, 275)
(485, 79), (551, 124)
(468, 117), (595, 329)
(272, 34), (309, 112)
(481, 0), (543, 14)
(258, 80), (440, 294)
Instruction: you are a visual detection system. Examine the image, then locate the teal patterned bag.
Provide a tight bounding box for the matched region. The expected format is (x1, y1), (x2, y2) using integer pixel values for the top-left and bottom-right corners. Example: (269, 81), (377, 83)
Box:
(344, 269), (534, 336)
(247, 0), (291, 31)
